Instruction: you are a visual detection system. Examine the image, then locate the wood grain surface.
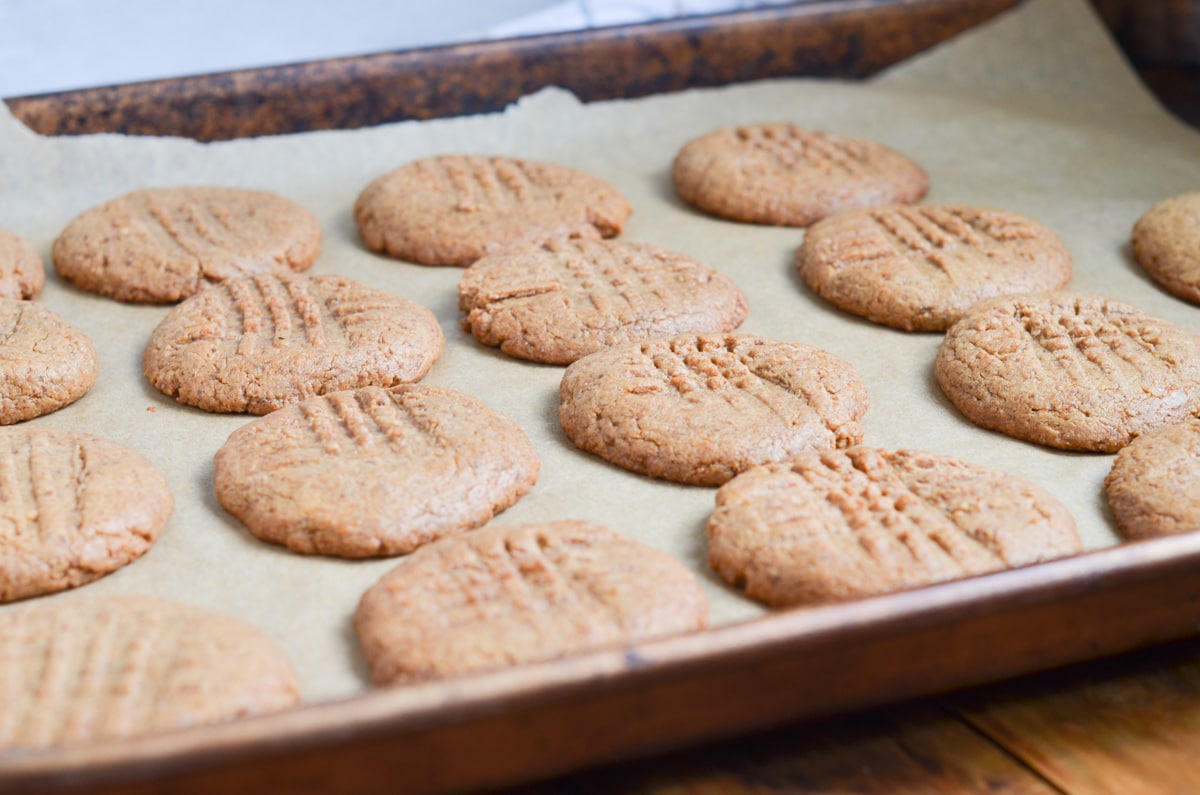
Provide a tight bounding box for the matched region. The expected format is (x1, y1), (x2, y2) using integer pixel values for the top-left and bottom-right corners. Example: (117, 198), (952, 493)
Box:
(2, 0), (1021, 141)
(511, 638), (1200, 794)
(521, 704), (1059, 794)
(957, 638), (1200, 795)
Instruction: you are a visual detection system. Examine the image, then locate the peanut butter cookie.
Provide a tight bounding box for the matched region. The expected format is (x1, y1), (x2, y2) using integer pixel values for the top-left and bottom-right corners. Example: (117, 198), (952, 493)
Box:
(708, 446), (1081, 606)
(0, 427), (172, 603)
(354, 520), (707, 684)
(0, 230), (44, 299)
(355, 154), (633, 266)
(935, 292), (1200, 452)
(798, 205), (1072, 331)
(1132, 192), (1200, 304)
(144, 273), (444, 415)
(0, 299), (98, 424)
(559, 333), (868, 485)
(458, 239), (748, 364)
(214, 385), (539, 557)
(672, 123), (928, 227)
(1105, 418), (1200, 539)
(0, 595), (299, 750)
(52, 186), (321, 303)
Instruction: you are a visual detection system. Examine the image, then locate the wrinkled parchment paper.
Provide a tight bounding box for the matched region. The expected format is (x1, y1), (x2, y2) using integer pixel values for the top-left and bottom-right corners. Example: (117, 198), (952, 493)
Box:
(2, 0), (1200, 703)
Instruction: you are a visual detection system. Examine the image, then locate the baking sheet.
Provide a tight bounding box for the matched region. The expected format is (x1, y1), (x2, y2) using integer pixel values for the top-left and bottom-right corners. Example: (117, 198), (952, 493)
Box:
(1, 0), (1199, 706)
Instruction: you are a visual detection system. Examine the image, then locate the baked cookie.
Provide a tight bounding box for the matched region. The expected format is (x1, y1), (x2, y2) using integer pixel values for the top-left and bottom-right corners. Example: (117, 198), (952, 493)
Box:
(144, 273), (444, 415)
(0, 299), (98, 424)
(1132, 192), (1200, 304)
(0, 427), (172, 603)
(1105, 418), (1200, 540)
(52, 186), (321, 303)
(671, 123), (928, 227)
(214, 385), (539, 557)
(708, 447), (1081, 607)
(559, 333), (868, 486)
(458, 239), (749, 364)
(354, 154), (633, 267)
(0, 230), (45, 299)
(0, 595), (299, 750)
(935, 292), (1200, 452)
(354, 520), (707, 684)
(797, 205), (1072, 331)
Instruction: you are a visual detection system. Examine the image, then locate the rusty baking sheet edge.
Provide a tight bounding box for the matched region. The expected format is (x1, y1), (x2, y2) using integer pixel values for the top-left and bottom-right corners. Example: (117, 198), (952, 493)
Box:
(3, 0), (1022, 141)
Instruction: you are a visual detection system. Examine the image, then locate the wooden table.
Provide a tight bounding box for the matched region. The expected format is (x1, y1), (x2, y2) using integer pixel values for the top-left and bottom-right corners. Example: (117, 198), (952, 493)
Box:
(507, 636), (1200, 794)
(6, 2), (1200, 793)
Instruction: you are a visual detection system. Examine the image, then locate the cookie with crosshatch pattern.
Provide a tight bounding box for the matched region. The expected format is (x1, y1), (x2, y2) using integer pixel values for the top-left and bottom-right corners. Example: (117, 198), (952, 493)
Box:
(0, 299), (98, 425)
(0, 595), (299, 750)
(52, 186), (321, 303)
(143, 273), (443, 415)
(558, 333), (868, 486)
(458, 238), (748, 364)
(355, 154), (633, 267)
(708, 446), (1081, 607)
(0, 426), (172, 603)
(214, 384), (539, 557)
(671, 122), (928, 227)
(797, 204), (1072, 331)
(1132, 192), (1200, 305)
(935, 292), (1200, 452)
(354, 520), (708, 684)
(1105, 418), (1200, 540)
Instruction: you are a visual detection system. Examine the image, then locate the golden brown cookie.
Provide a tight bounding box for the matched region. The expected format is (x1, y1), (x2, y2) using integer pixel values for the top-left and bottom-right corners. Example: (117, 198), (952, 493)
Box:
(935, 292), (1200, 452)
(1132, 192), (1200, 304)
(797, 205), (1072, 331)
(354, 520), (707, 685)
(0, 230), (45, 300)
(0, 299), (98, 425)
(0, 595), (300, 750)
(457, 239), (749, 364)
(708, 447), (1081, 607)
(354, 154), (633, 267)
(558, 333), (868, 486)
(214, 385), (539, 558)
(0, 427), (173, 603)
(1105, 418), (1200, 540)
(671, 123), (928, 227)
(143, 273), (444, 415)
(52, 186), (321, 303)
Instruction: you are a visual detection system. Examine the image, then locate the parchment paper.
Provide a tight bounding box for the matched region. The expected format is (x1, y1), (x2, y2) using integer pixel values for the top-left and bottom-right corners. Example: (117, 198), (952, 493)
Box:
(2, 0), (1200, 704)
